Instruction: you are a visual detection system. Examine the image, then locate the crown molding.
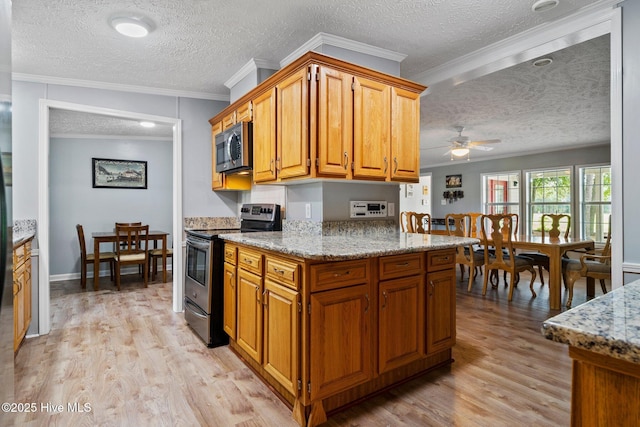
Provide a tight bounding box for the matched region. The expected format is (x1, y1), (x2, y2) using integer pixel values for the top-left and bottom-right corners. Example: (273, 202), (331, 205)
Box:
(280, 32), (407, 68)
(224, 58), (280, 89)
(12, 73), (229, 101)
(412, 0), (620, 94)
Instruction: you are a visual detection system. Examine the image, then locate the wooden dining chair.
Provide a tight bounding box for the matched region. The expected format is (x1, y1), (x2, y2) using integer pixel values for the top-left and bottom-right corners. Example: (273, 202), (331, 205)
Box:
(480, 214), (537, 301)
(563, 219), (611, 307)
(76, 224), (115, 289)
(400, 211), (414, 232)
(520, 214), (571, 285)
(149, 247), (173, 281)
(410, 212), (432, 234)
(446, 213), (484, 291)
(114, 224), (150, 290)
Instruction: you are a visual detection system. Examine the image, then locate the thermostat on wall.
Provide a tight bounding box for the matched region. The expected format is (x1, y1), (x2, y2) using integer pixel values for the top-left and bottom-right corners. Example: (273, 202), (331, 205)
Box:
(350, 201), (387, 218)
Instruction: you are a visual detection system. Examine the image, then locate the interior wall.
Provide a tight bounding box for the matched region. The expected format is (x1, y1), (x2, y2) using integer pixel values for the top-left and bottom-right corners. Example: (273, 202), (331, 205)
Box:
(399, 175), (432, 214)
(426, 144), (610, 218)
(321, 181), (399, 221)
(49, 137), (172, 277)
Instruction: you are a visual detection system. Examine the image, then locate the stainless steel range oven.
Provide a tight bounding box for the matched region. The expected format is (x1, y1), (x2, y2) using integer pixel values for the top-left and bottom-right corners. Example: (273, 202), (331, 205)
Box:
(184, 203), (281, 347)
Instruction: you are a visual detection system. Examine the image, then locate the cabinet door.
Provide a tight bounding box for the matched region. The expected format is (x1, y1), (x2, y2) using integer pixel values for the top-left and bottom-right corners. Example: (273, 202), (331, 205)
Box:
(426, 269), (456, 354)
(211, 121), (224, 190)
(13, 266), (25, 351)
(316, 66), (353, 178)
(379, 275), (425, 373)
(263, 279), (300, 396)
(237, 268), (263, 363)
(309, 284), (372, 401)
(277, 67), (309, 180)
(391, 87), (420, 181)
(223, 262), (237, 339)
(222, 111), (236, 130)
(253, 88), (278, 183)
(353, 76), (390, 180)
(236, 101), (253, 122)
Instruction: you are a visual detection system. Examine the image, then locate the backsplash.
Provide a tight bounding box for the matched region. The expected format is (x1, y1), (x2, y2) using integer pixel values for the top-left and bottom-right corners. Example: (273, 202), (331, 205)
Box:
(184, 217), (240, 230)
(283, 219), (397, 236)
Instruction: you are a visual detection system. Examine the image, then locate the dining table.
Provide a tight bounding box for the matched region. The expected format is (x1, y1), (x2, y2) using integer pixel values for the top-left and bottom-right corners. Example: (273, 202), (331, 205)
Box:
(508, 235), (595, 310)
(91, 229), (170, 290)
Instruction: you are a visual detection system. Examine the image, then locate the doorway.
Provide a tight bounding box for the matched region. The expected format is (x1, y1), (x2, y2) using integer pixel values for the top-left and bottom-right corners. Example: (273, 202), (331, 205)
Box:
(38, 100), (183, 335)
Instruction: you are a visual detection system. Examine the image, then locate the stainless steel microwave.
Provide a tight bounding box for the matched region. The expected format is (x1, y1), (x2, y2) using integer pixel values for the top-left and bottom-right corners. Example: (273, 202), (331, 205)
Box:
(214, 121), (252, 174)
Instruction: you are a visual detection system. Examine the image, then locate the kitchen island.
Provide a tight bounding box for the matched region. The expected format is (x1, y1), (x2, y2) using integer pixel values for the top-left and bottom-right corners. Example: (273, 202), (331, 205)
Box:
(219, 231), (477, 427)
(542, 280), (640, 426)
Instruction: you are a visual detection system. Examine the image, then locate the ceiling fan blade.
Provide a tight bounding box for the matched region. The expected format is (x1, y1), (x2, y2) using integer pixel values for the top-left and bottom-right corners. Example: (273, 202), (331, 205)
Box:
(469, 139), (501, 145)
(470, 145), (495, 151)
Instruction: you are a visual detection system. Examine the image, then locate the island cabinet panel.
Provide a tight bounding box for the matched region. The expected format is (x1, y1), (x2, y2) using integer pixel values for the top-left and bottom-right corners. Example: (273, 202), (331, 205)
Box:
(277, 67), (310, 180)
(13, 238), (32, 352)
(309, 283), (373, 401)
(253, 87), (278, 183)
(310, 259), (370, 292)
(390, 87), (421, 181)
(378, 274), (425, 374)
(316, 66), (353, 178)
(425, 249), (456, 354)
(223, 261), (237, 339)
(236, 268), (263, 363)
(263, 279), (300, 396)
(352, 75), (391, 180)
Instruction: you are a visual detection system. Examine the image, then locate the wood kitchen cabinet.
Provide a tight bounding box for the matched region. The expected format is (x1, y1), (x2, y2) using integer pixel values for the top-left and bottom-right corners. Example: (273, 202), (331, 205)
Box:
(425, 250), (456, 354)
(209, 51), (426, 186)
(14, 237), (32, 352)
(378, 253), (425, 373)
(252, 88), (278, 183)
(223, 244), (237, 339)
(226, 243), (455, 427)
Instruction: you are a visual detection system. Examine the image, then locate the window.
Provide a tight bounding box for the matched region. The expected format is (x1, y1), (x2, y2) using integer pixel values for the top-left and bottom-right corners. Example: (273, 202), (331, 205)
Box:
(482, 172), (520, 215)
(526, 168), (571, 236)
(580, 165), (611, 243)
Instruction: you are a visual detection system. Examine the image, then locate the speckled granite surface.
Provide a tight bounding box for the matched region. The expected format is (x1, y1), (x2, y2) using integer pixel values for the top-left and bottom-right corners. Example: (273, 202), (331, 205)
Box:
(184, 217), (240, 230)
(219, 231), (478, 261)
(13, 219), (37, 245)
(283, 219), (397, 236)
(542, 280), (640, 364)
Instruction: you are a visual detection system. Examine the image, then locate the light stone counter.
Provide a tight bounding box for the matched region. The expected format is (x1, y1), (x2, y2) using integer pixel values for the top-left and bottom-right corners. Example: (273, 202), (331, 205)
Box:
(542, 279), (640, 364)
(219, 231), (479, 261)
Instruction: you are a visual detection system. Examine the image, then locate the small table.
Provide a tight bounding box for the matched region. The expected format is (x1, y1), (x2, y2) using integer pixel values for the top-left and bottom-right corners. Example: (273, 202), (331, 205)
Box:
(91, 230), (169, 290)
(510, 235), (594, 310)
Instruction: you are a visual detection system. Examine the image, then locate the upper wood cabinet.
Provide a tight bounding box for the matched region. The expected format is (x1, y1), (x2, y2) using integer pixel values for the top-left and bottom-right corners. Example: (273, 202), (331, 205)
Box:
(209, 51), (426, 185)
(253, 88), (278, 183)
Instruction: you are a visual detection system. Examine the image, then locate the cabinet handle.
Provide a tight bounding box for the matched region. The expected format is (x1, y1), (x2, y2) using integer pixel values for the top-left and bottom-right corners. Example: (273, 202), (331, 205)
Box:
(333, 270), (350, 277)
(393, 157), (398, 174)
(383, 156), (388, 174)
(429, 280), (435, 297)
(364, 293), (370, 313)
(276, 157), (281, 172)
(244, 258), (253, 265)
(396, 262), (410, 267)
(343, 152), (348, 170)
(263, 288), (268, 305)
(256, 285), (261, 302)
(270, 158), (275, 174)
(229, 273), (235, 288)
(381, 291), (388, 310)
(273, 267), (285, 275)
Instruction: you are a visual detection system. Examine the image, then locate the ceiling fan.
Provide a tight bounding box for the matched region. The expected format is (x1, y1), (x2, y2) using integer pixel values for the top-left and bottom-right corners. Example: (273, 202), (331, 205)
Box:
(444, 126), (501, 158)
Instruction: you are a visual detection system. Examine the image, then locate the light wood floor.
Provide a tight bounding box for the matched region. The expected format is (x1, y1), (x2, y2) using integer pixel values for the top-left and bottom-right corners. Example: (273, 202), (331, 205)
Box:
(7, 270), (602, 427)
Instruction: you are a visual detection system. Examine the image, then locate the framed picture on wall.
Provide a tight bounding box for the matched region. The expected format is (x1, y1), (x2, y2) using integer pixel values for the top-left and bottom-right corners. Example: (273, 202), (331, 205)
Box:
(92, 158), (147, 189)
(446, 174), (462, 188)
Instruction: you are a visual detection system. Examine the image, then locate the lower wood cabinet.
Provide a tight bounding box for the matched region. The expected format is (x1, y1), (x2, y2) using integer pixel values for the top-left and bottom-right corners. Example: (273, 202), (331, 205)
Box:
(236, 268), (263, 363)
(426, 250), (456, 354)
(263, 279), (300, 396)
(13, 238), (32, 352)
(309, 283), (372, 401)
(223, 261), (237, 339)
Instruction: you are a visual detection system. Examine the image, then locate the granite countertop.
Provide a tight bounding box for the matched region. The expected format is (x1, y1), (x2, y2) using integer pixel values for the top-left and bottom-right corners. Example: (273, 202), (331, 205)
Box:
(218, 231), (479, 261)
(13, 230), (36, 246)
(13, 219), (37, 246)
(542, 280), (640, 364)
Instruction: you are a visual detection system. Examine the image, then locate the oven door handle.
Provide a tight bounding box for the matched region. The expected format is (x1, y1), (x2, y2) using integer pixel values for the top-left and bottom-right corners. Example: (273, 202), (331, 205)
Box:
(186, 238), (211, 251)
(184, 298), (208, 319)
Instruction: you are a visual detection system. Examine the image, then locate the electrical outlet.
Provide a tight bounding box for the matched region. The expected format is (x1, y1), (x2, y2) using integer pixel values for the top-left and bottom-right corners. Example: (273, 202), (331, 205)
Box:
(388, 202), (395, 216)
(305, 203), (311, 219)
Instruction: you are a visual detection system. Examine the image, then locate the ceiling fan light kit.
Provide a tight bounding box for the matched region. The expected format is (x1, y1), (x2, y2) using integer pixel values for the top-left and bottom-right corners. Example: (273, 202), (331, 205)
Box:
(451, 147), (470, 157)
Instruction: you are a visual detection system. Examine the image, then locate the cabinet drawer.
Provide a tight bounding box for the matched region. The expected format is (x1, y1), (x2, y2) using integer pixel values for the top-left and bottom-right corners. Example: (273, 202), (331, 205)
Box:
(311, 259), (370, 292)
(379, 253), (423, 280)
(426, 249), (456, 272)
(265, 256), (300, 290)
(13, 240), (31, 268)
(238, 248), (263, 274)
(224, 244), (237, 265)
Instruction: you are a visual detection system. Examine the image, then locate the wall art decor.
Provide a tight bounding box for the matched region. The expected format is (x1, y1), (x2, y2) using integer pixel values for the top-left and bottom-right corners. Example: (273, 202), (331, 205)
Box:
(92, 158), (147, 189)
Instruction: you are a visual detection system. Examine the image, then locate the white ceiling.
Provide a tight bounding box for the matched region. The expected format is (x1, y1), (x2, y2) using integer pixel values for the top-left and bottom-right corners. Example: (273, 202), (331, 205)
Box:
(11, 0), (614, 168)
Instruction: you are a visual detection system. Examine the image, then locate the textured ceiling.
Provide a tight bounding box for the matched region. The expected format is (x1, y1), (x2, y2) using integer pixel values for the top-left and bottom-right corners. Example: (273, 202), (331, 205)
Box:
(49, 109), (173, 139)
(11, 0), (613, 168)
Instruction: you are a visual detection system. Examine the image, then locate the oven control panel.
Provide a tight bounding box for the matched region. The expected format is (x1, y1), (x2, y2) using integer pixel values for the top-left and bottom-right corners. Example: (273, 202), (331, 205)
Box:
(240, 203), (280, 222)
(350, 201), (388, 218)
